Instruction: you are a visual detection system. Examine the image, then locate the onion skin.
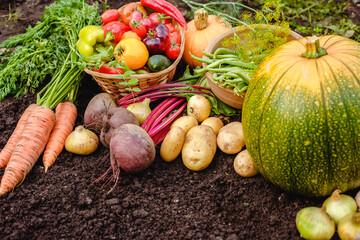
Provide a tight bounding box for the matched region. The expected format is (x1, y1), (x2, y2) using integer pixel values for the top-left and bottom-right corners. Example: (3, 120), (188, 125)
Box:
(296, 206), (335, 240)
(187, 95), (211, 122)
(337, 212), (360, 240)
(65, 126), (99, 155)
(322, 189), (357, 226)
(126, 98), (152, 124)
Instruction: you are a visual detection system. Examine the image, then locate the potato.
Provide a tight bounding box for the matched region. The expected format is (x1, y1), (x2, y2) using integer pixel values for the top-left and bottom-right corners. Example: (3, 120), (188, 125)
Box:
(201, 117), (224, 135)
(160, 126), (185, 162)
(171, 115), (198, 134)
(233, 149), (259, 177)
(217, 121), (245, 154)
(182, 125), (217, 171)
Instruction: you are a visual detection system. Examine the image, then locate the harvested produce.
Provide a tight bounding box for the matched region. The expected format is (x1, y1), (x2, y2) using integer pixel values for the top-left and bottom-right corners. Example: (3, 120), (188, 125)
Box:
(187, 95), (211, 122)
(233, 149), (258, 177)
(65, 126), (99, 155)
(0, 104), (38, 168)
(182, 125), (217, 171)
(140, 0), (187, 30)
(160, 126), (185, 162)
(101, 9), (120, 24)
(171, 115), (198, 134)
(322, 189), (357, 226)
(93, 64), (124, 74)
(98, 124), (155, 192)
(337, 212), (360, 240)
(201, 117), (223, 135)
(102, 21), (131, 44)
(242, 35), (360, 197)
(217, 122), (245, 154)
(76, 25), (107, 59)
(183, 8), (231, 68)
(120, 2), (147, 26)
(114, 38), (149, 70)
(147, 54), (172, 72)
(0, 0), (100, 100)
(296, 206), (335, 240)
(83, 93), (117, 133)
(143, 24), (170, 54)
(126, 98), (152, 124)
(43, 101), (77, 172)
(100, 107), (140, 148)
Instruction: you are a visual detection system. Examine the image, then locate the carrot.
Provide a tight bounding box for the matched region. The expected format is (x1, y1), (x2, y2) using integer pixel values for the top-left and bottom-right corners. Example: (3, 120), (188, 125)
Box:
(0, 104), (39, 168)
(0, 106), (55, 196)
(42, 101), (77, 172)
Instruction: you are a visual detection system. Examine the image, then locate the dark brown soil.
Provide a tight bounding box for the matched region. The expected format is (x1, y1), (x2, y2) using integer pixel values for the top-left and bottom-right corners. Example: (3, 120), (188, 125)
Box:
(0, 1), (359, 239)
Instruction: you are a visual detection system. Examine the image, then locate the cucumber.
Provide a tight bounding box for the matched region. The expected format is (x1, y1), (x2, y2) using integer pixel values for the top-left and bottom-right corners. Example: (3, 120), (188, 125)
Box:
(147, 55), (171, 72)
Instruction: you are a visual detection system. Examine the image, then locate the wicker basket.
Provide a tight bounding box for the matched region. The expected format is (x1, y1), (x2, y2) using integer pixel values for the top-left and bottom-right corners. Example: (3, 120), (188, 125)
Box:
(84, 21), (185, 100)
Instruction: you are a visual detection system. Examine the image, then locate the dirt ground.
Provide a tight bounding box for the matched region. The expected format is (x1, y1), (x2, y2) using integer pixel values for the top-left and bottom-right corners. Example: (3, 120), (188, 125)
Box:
(0, 0), (359, 239)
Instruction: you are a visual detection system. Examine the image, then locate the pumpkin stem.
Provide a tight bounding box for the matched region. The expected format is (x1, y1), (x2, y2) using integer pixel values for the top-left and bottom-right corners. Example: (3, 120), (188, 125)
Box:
(301, 36), (327, 59)
(194, 8), (209, 30)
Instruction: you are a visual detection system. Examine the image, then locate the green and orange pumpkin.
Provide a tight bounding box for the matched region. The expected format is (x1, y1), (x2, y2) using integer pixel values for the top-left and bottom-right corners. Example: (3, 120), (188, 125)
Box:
(242, 35), (360, 197)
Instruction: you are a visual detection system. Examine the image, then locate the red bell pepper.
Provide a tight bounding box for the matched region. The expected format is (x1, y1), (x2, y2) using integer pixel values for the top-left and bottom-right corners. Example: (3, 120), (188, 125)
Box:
(93, 64), (124, 74)
(140, 0), (187, 30)
(102, 21), (131, 44)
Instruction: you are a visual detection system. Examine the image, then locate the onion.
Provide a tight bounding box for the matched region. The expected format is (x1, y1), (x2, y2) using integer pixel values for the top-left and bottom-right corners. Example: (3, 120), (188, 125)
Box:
(296, 206), (335, 240)
(65, 125), (99, 155)
(337, 212), (360, 240)
(322, 189), (357, 226)
(187, 95), (211, 122)
(126, 98), (152, 124)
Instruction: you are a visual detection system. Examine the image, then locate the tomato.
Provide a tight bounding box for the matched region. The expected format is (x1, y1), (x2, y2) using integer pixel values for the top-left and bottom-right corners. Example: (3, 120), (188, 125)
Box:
(101, 9), (120, 24)
(121, 31), (141, 41)
(148, 12), (172, 25)
(93, 63), (124, 74)
(131, 22), (147, 39)
(120, 2), (147, 26)
(169, 30), (181, 44)
(165, 23), (176, 33)
(165, 42), (181, 60)
(129, 11), (144, 27)
(114, 38), (149, 70)
(142, 18), (156, 31)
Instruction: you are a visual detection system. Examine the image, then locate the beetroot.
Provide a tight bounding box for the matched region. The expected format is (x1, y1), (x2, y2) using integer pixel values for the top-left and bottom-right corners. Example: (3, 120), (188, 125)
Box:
(83, 93), (117, 133)
(100, 107), (140, 148)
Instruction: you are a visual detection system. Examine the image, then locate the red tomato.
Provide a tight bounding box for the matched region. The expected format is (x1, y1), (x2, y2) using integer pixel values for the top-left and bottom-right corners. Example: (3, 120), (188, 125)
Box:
(120, 2), (147, 26)
(169, 30), (181, 44)
(131, 21), (147, 39)
(101, 9), (120, 24)
(165, 23), (176, 33)
(165, 42), (181, 60)
(142, 18), (156, 30)
(129, 11), (144, 27)
(148, 12), (172, 25)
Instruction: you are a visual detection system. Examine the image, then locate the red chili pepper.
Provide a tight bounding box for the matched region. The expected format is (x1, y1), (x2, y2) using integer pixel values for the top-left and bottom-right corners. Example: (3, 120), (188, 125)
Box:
(140, 0), (187, 30)
(93, 64), (124, 74)
(102, 21), (131, 44)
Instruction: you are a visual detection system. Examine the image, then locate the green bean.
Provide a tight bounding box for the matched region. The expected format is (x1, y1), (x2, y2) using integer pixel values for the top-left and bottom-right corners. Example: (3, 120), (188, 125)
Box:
(213, 48), (237, 58)
(221, 59), (257, 69)
(190, 53), (212, 64)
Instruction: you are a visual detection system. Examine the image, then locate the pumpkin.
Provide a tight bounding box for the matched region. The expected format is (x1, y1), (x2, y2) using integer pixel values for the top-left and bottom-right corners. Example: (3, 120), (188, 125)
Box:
(242, 35), (360, 197)
(183, 8), (231, 68)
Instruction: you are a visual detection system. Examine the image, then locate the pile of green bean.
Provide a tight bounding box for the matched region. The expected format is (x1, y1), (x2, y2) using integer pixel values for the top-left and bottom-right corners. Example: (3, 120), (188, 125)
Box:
(193, 48), (257, 95)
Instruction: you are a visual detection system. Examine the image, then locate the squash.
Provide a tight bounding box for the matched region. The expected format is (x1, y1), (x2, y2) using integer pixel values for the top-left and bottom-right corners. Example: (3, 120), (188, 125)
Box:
(242, 35), (360, 197)
(183, 8), (231, 68)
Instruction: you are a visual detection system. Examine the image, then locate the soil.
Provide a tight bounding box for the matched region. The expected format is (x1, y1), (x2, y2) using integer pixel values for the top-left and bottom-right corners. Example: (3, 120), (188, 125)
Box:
(0, 1), (359, 239)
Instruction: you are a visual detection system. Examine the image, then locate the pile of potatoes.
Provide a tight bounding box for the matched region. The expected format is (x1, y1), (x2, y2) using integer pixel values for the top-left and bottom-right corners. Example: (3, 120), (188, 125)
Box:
(159, 95), (259, 177)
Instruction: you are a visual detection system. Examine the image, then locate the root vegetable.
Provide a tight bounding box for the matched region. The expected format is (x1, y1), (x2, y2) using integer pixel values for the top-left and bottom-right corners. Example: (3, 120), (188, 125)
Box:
(201, 117), (224, 135)
(233, 149), (259, 177)
(160, 126), (185, 162)
(84, 93), (117, 133)
(65, 125), (99, 155)
(100, 107), (140, 148)
(170, 115), (198, 134)
(217, 121), (245, 154)
(110, 124), (155, 174)
(187, 95), (211, 122)
(182, 125), (217, 171)
(126, 98), (151, 124)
